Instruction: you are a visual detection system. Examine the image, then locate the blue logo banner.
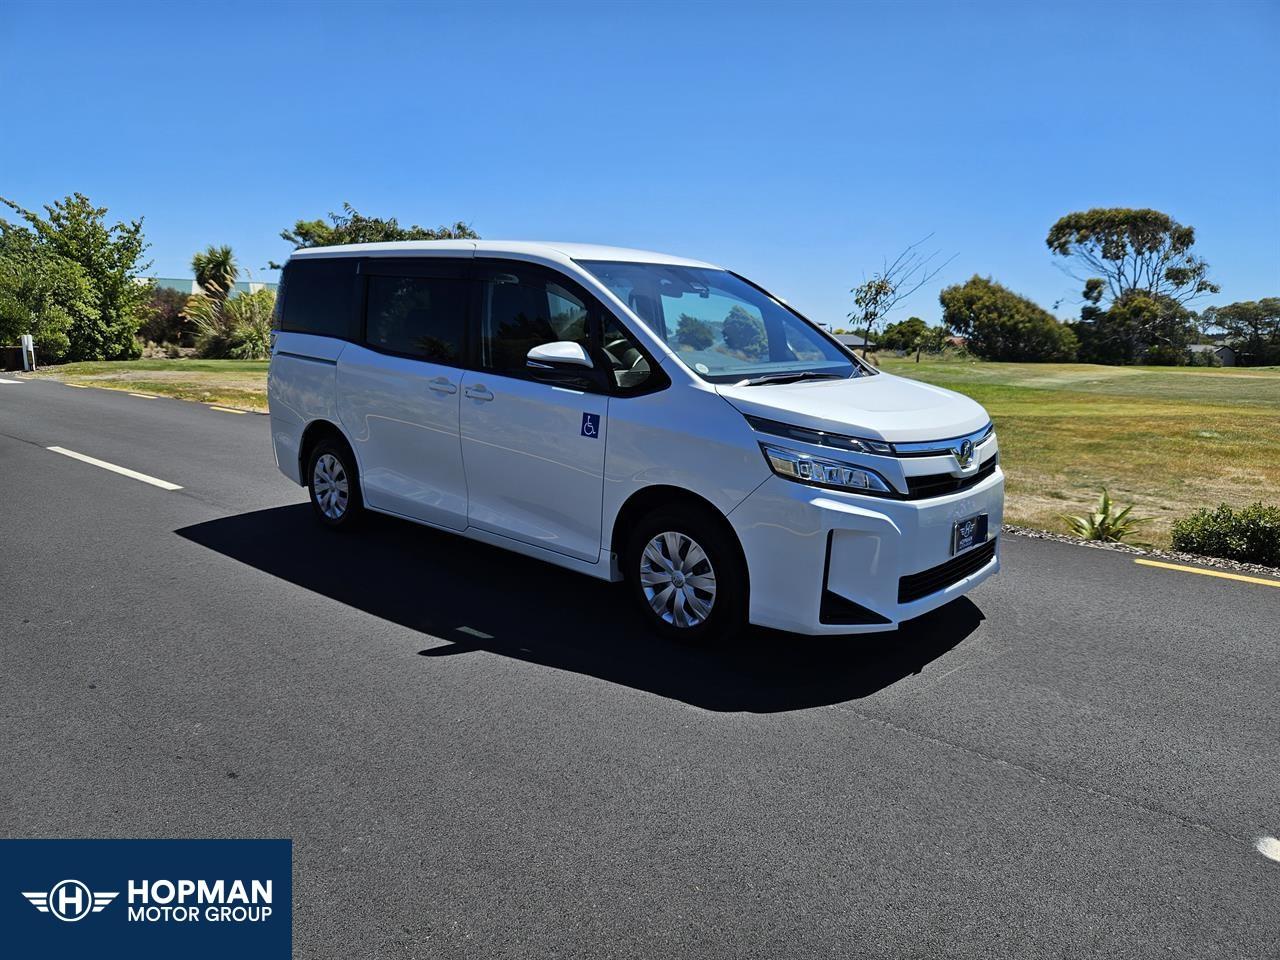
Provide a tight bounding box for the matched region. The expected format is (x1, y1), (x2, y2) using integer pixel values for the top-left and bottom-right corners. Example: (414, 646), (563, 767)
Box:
(0, 839), (292, 960)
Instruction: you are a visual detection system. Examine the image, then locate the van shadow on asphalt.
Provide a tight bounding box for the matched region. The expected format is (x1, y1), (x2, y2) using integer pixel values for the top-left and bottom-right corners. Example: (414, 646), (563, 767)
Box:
(177, 504), (984, 713)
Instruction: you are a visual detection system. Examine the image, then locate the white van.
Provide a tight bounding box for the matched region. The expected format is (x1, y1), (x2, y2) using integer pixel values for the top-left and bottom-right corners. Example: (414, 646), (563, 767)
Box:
(268, 241), (1002, 640)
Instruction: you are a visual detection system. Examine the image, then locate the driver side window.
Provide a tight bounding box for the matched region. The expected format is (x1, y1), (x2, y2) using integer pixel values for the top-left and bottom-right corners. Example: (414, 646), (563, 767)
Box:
(600, 313), (655, 391)
(478, 262), (664, 394)
(480, 272), (591, 374)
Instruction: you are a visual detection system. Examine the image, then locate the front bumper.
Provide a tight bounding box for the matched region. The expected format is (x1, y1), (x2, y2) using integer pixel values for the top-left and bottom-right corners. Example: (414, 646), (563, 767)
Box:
(729, 468), (1004, 635)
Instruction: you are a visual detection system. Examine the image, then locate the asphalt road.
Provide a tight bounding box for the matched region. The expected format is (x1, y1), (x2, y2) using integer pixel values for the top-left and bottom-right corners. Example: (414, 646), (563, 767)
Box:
(2, 377), (1277, 960)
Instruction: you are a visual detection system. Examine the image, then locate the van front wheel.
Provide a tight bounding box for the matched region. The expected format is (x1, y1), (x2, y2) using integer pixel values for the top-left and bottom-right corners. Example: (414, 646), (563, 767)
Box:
(624, 505), (746, 642)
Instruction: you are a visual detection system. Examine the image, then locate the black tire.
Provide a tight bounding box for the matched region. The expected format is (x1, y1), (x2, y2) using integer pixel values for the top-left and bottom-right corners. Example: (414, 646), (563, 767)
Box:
(306, 437), (364, 529)
(624, 503), (747, 643)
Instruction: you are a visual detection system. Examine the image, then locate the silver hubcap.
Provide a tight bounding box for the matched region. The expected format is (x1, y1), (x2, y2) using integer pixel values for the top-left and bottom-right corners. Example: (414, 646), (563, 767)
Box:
(641, 531), (717, 628)
(313, 453), (349, 520)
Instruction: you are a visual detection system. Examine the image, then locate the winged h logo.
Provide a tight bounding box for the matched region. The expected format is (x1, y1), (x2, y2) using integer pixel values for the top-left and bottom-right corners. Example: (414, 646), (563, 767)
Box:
(954, 438), (976, 468)
(22, 880), (118, 922)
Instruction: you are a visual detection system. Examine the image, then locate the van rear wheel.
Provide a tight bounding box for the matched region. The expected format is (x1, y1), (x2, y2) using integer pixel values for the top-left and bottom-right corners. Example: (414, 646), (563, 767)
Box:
(624, 504), (746, 642)
(307, 438), (363, 528)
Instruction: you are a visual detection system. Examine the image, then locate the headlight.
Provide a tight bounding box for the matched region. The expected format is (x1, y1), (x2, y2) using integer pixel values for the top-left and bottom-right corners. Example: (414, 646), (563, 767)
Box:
(760, 443), (894, 495)
(745, 414), (894, 455)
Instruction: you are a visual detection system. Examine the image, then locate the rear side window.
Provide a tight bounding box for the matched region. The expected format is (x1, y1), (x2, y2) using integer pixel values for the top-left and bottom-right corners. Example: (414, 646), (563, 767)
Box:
(365, 275), (469, 364)
(279, 257), (360, 339)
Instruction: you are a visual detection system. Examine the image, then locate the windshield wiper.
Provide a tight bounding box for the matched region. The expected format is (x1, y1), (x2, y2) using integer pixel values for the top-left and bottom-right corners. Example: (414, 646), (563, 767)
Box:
(735, 371), (846, 387)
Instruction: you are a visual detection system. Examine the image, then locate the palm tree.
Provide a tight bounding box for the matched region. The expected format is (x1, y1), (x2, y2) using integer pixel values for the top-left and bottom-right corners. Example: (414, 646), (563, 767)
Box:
(191, 245), (238, 299)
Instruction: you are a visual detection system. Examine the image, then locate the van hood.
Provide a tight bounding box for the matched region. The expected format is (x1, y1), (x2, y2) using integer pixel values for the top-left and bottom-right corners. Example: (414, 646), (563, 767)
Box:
(716, 372), (989, 443)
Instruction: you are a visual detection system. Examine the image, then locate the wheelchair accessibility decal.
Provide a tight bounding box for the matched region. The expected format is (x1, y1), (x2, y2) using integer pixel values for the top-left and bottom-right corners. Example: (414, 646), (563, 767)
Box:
(581, 412), (600, 438)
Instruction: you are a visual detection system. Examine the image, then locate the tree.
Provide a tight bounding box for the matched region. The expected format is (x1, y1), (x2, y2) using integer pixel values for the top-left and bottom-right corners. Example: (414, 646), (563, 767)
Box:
(1046, 208), (1218, 307)
(917, 326), (951, 355)
(1072, 292), (1196, 365)
(1135, 298), (1197, 365)
(940, 276), (1078, 362)
(0, 225), (95, 363)
(722, 305), (766, 356)
(849, 236), (953, 354)
(879, 316), (929, 352)
(138, 287), (192, 346)
(191, 245), (238, 299)
(1202, 298), (1280, 366)
(271, 202), (478, 268)
(1190, 305), (1219, 344)
(0, 193), (151, 361)
(674, 313), (714, 350)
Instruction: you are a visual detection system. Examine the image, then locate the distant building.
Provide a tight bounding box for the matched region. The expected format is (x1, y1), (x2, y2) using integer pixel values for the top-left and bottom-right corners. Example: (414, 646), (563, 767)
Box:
(150, 277), (278, 296)
(1188, 343), (1236, 366)
(834, 334), (872, 349)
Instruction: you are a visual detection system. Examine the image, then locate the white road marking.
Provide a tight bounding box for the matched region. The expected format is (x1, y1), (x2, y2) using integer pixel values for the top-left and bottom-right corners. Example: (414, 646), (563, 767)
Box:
(128, 392), (158, 399)
(207, 405), (246, 415)
(46, 446), (183, 491)
(0, 377), (22, 384)
(1257, 836), (1280, 863)
(64, 382), (91, 388)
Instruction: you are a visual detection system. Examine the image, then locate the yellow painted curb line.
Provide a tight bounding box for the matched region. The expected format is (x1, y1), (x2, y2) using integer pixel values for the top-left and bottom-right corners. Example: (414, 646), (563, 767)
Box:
(1134, 558), (1280, 589)
(207, 405), (247, 415)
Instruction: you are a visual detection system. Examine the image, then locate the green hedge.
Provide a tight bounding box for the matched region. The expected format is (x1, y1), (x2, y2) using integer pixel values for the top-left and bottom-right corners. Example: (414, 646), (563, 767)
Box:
(1170, 502), (1280, 567)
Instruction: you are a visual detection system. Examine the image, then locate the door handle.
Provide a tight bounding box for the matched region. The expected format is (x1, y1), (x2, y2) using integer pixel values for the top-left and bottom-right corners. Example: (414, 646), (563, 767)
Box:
(465, 384), (494, 402)
(427, 377), (458, 395)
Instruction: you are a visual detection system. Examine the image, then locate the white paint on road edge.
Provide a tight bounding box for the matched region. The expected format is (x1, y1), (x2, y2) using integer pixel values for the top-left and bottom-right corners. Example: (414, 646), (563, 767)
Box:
(46, 446), (183, 491)
(1257, 836), (1280, 863)
(128, 392), (158, 399)
(0, 377), (22, 384)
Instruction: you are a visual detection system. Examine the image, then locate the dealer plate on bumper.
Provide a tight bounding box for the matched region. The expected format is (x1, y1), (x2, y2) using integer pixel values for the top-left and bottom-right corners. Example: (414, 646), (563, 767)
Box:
(952, 513), (988, 555)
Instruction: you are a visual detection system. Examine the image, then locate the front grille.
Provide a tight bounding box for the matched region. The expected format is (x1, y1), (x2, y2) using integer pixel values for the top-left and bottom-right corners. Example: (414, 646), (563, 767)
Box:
(903, 458), (997, 500)
(898, 539), (997, 604)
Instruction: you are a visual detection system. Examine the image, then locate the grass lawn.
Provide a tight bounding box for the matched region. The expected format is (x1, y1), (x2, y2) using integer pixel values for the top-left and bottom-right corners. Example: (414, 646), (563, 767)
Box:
(880, 357), (1280, 545)
(30, 358), (270, 411)
(30, 356), (1280, 546)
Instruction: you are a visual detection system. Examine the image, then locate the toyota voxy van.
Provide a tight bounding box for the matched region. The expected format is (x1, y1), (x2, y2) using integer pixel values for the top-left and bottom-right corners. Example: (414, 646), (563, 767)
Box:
(268, 242), (1002, 640)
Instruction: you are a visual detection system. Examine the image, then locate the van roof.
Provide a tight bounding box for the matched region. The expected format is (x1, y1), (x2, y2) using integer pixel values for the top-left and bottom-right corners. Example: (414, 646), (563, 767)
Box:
(289, 240), (721, 270)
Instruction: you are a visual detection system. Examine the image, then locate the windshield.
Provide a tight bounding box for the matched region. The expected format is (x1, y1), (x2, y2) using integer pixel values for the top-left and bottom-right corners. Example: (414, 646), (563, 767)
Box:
(577, 260), (860, 384)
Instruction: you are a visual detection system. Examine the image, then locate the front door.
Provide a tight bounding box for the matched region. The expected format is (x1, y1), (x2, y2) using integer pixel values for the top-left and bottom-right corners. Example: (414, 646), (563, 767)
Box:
(459, 264), (608, 562)
(337, 265), (471, 530)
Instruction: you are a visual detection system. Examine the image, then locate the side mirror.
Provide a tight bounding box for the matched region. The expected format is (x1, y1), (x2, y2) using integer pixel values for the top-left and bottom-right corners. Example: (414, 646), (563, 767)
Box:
(527, 341), (594, 370)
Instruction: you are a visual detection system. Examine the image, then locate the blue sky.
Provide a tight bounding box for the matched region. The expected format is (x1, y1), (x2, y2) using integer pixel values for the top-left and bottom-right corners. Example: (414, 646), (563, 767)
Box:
(2, 0), (1276, 328)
